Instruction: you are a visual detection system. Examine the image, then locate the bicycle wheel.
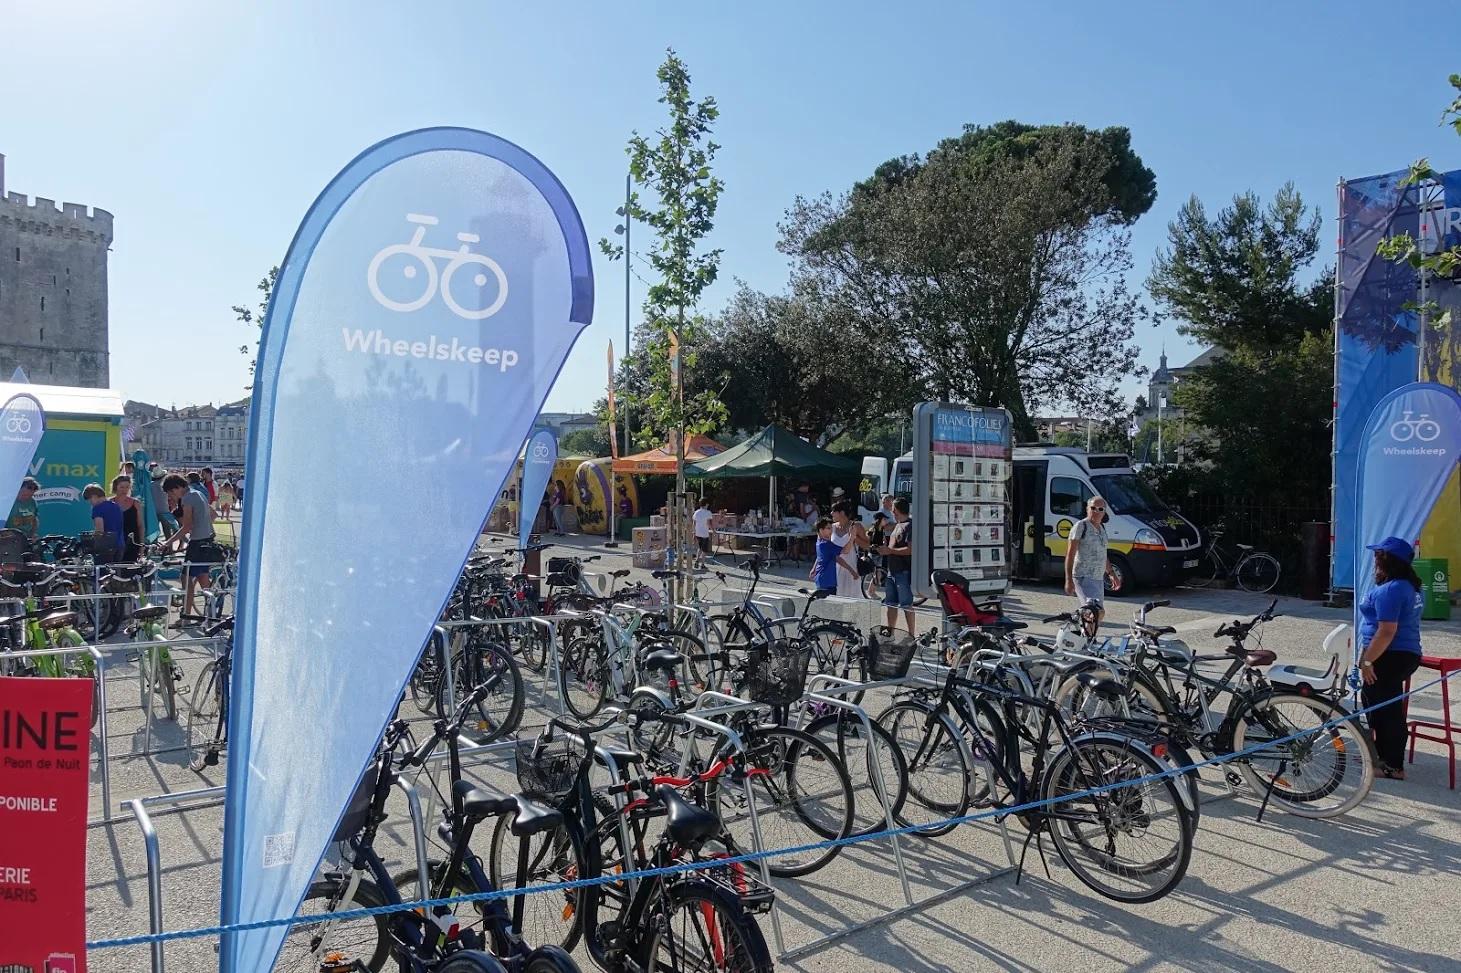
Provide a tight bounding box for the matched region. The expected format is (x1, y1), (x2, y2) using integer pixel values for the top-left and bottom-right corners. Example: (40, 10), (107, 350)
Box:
(410, 650), (443, 717)
(485, 805), (597, 952)
(712, 725), (854, 877)
(800, 623), (863, 695)
(1186, 551), (1221, 588)
(523, 945), (580, 973)
(875, 700), (971, 837)
(634, 879), (773, 973)
(155, 647), (178, 722)
(517, 622), (549, 672)
(186, 659), (222, 765)
(438, 639), (524, 742)
(1235, 553), (1281, 594)
(625, 687), (677, 759)
(860, 568), (884, 601)
(437, 951), (509, 973)
(557, 634), (609, 720)
(1052, 663), (1172, 726)
(1042, 736), (1193, 903)
(1231, 692), (1374, 818)
(801, 711), (908, 836)
(274, 874), (391, 972)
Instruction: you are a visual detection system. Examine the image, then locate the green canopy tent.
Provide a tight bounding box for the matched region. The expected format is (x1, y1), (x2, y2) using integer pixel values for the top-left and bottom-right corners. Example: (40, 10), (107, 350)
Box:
(686, 424), (859, 518)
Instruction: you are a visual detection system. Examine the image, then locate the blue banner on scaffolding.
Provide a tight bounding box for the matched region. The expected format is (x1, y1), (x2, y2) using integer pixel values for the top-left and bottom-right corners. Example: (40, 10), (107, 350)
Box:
(220, 128), (592, 971)
(1332, 167), (1461, 590)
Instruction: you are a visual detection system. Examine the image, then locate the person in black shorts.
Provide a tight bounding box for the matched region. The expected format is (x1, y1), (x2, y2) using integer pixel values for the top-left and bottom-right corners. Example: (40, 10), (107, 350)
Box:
(162, 473), (220, 617)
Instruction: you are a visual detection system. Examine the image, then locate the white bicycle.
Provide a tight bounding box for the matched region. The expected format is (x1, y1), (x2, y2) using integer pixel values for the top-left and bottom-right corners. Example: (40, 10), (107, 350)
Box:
(1390, 411), (1441, 443)
(367, 213), (509, 320)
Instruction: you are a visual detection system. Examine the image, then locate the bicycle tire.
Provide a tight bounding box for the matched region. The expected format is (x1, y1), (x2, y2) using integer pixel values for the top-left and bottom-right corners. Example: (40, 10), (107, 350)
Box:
(625, 687), (677, 759)
(485, 798), (602, 953)
(438, 640), (524, 742)
(875, 700), (972, 837)
(518, 622), (549, 672)
(186, 660), (221, 755)
(1231, 691), (1374, 818)
(437, 950), (509, 973)
(799, 623), (865, 701)
(410, 651), (443, 717)
(523, 945), (580, 973)
(1186, 551), (1221, 588)
(557, 634), (609, 720)
(1042, 736), (1193, 903)
(710, 725), (854, 877)
(1235, 552), (1281, 594)
(156, 647), (177, 722)
(801, 711), (909, 836)
(1051, 662), (1173, 727)
(860, 568), (883, 601)
(275, 874), (392, 972)
(634, 879), (773, 973)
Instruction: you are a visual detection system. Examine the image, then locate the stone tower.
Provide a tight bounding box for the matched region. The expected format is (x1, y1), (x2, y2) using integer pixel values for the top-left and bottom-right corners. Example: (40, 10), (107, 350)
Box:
(0, 153), (114, 388)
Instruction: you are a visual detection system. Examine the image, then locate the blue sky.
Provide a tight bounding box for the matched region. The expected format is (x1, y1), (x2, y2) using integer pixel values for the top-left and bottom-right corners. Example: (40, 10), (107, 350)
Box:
(2, 1), (1457, 414)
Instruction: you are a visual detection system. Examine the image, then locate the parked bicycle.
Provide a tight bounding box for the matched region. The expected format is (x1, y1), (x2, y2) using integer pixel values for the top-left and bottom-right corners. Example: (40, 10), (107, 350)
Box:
(1187, 523), (1281, 593)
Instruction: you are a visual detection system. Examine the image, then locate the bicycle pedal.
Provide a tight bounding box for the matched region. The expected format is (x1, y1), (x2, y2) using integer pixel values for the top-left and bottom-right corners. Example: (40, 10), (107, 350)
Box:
(1224, 770), (1244, 787)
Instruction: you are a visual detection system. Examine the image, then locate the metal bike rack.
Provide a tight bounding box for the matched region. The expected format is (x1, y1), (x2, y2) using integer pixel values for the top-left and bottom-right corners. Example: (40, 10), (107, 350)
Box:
(126, 785), (226, 973)
(436, 612), (574, 714)
(661, 702), (787, 955)
(8, 642), (112, 822)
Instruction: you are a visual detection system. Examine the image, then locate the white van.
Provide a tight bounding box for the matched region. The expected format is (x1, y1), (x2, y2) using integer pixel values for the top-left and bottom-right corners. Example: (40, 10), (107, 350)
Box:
(1009, 446), (1201, 592)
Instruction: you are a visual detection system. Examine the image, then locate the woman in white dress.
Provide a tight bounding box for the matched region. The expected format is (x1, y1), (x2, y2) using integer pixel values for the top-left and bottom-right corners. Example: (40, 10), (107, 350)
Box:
(830, 500), (868, 598)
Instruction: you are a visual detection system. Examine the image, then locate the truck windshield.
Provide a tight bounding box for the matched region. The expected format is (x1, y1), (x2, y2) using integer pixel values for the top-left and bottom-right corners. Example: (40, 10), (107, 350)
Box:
(1091, 473), (1168, 516)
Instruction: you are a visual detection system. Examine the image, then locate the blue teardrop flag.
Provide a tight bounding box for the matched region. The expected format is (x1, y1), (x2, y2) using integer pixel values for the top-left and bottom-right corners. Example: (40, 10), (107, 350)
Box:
(519, 428), (558, 543)
(1352, 382), (1461, 650)
(0, 393), (45, 506)
(219, 128), (592, 970)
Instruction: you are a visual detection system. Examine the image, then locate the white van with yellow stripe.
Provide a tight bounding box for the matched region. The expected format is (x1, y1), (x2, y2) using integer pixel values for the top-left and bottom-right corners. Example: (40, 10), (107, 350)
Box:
(1009, 447), (1201, 592)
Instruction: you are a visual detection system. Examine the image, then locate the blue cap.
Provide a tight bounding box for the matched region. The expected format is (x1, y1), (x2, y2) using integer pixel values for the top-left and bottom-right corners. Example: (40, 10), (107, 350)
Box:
(1366, 536), (1415, 563)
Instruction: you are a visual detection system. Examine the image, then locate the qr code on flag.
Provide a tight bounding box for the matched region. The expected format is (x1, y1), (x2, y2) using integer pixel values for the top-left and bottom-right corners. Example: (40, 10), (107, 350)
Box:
(263, 831), (296, 868)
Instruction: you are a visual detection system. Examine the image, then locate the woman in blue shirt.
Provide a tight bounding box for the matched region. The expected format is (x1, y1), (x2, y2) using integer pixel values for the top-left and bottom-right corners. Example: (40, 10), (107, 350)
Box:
(1358, 536), (1425, 780)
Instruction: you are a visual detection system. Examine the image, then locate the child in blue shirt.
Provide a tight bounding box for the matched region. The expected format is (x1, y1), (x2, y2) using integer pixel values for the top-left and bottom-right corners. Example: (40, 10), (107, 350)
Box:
(810, 518), (838, 594)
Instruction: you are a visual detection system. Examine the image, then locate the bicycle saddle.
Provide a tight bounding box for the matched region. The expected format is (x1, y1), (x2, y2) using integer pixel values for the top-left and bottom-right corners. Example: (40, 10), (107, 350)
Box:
(1135, 623), (1177, 638)
(651, 569), (677, 580)
(110, 562), (157, 580)
(545, 572), (573, 587)
(611, 569), (632, 579)
(656, 783), (720, 848)
(0, 613), (23, 627)
(1074, 671), (1126, 701)
(510, 794), (564, 838)
(132, 605), (169, 622)
(1154, 642), (1194, 665)
(593, 746), (643, 769)
(452, 779), (516, 820)
(975, 617), (1027, 632)
(1243, 648), (1277, 668)
(807, 589), (832, 602)
(642, 648), (684, 672)
(39, 611), (77, 630)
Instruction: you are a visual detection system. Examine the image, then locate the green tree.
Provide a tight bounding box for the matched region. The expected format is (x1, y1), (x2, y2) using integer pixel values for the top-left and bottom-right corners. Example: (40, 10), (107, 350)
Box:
(1146, 186), (1334, 517)
(1375, 73), (1461, 380)
(781, 122), (1154, 440)
(559, 427), (613, 457)
(233, 266), (278, 379)
(601, 50), (727, 448)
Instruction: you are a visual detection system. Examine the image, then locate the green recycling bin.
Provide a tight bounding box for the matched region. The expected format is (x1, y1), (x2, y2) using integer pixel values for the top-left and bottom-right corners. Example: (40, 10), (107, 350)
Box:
(1414, 558), (1451, 621)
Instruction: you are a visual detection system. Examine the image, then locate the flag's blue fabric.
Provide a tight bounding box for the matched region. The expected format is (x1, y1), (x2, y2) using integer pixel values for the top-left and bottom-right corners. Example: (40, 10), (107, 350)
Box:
(0, 393), (45, 515)
(219, 128), (592, 971)
(1333, 168), (1461, 588)
(519, 428), (558, 542)
(1352, 382), (1461, 642)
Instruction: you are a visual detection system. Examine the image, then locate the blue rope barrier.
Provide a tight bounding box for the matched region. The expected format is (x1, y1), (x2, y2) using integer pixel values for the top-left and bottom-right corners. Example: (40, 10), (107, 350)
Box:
(86, 665), (1460, 951)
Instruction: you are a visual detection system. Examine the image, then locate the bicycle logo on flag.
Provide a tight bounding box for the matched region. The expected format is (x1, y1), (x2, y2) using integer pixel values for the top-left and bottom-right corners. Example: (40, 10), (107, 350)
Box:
(531, 441), (552, 460)
(1389, 411), (1441, 443)
(367, 214), (509, 320)
(5, 414), (32, 434)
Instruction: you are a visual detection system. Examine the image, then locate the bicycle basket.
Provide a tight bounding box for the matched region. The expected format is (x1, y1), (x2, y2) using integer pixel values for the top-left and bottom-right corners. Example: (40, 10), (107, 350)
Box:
(743, 641), (811, 707)
(515, 734), (585, 804)
(865, 633), (917, 680)
(547, 558), (582, 585)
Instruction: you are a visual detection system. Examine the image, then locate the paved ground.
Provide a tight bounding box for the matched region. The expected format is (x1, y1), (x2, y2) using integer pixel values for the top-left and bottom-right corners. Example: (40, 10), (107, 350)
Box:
(80, 532), (1461, 972)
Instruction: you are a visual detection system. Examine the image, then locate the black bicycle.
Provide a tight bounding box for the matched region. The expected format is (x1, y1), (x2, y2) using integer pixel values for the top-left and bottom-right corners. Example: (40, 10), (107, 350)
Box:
(879, 664), (1198, 902)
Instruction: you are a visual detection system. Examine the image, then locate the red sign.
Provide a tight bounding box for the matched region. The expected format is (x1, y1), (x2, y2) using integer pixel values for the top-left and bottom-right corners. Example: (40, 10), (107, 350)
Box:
(0, 677), (92, 972)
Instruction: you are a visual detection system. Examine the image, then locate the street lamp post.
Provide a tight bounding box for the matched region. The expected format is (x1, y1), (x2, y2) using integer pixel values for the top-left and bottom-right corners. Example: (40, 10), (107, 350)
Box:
(613, 173), (631, 458)
(1157, 394), (1166, 465)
